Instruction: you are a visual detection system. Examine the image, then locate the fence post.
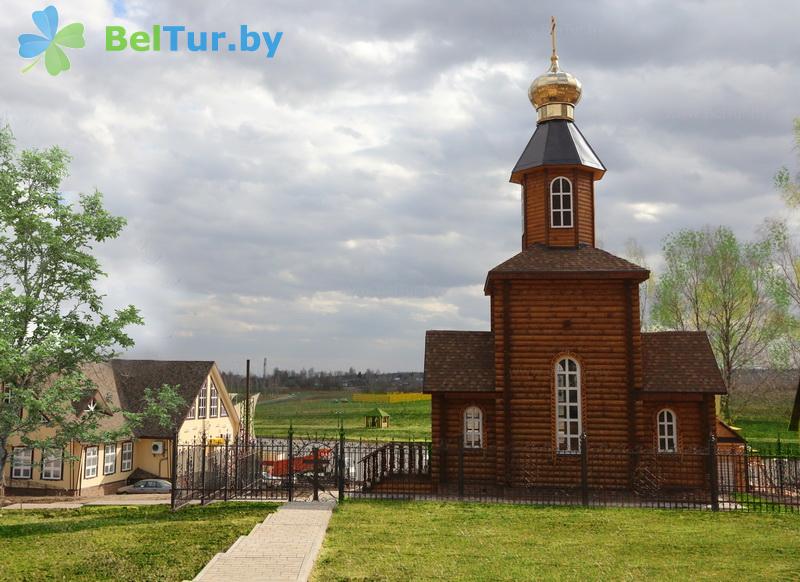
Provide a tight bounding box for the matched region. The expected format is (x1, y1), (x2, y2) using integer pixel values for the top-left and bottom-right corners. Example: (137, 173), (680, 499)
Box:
(287, 425), (294, 502)
(338, 422), (345, 501)
(580, 433), (589, 506)
(312, 447), (320, 502)
(458, 438), (464, 499)
(709, 434), (719, 512)
(200, 433), (207, 506)
(170, 431), (178, 510)
(223, 434), (230, 502)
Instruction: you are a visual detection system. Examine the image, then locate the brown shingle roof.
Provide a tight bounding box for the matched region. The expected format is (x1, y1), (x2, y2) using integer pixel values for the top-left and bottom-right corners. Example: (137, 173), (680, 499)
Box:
(424, 331), (495, 393)
(485, 244), (649, 292)
(111, 359), (215, 437)
(641, 331), (726, 394)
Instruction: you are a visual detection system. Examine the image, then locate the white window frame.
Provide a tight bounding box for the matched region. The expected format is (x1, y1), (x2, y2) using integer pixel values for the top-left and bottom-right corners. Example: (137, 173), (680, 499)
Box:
(42, 449), (63, 480)
(103, 443), (117, 475)
(463, 406), (483, 449)
(657, 409), (677, 453)
(85, 446), (99, 479)
(555, 357), (582, 453)
(12, 447), (33, 479)
(220, 399), (228, 417)
(186, 397), (196, 420)
(209, 379), (219, 418)
(121, 441), (133, 472)
(550, 176), (573, 229)
(197, 382), (208, 418)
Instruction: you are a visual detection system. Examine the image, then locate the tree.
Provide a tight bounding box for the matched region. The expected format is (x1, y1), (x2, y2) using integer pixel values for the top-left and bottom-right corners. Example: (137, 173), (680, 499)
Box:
(0, 126), (180, 492)
(775, 118), (800, 206)
(623, 238), (655, 329)
(652, 226), (790, 420)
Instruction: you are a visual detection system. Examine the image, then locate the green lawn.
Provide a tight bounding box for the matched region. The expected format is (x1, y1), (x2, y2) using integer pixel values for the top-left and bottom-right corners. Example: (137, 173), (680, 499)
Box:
(312, 500), (800, 581)
(254, 391), (431, 440)
(0, 502), (277, 582)
(732, 384), (798, 449)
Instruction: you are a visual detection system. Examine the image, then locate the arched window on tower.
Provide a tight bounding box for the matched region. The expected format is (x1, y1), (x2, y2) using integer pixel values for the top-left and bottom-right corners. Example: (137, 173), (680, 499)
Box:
(555, 357), (581, 453)
(550, 177), (573, 228)
(657, 409), (677, 453)
(463, 406), (483, 448)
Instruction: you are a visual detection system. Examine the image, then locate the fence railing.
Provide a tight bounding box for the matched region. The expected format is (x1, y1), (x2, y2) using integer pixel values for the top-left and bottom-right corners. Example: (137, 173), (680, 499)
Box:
(171, 431), (800, 513)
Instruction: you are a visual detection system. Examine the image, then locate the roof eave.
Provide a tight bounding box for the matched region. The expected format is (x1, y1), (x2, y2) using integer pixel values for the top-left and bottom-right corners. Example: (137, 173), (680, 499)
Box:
(484, 269), (650, 294)
(510, 163), (606, 184)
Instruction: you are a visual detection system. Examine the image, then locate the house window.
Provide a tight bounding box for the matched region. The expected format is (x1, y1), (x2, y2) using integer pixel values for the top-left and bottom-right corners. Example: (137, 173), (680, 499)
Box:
(555, 357), (582, 453)
(209, 380), (219, 418)
(186, 398), (196, 420)
(197, 382), (208, 418)
(121, 441), (133, 472)
(657, 409), (677, 453)
(86, 397), (99, 414)
(11, 447), (33, 479)
(550, 177), (573, 228)
(85, 446), (99, 479)
(104, 444), (117, 475)
(463, 406), (483, 448)
(220, 400), (228, 417)
(42, 449), (63, 480)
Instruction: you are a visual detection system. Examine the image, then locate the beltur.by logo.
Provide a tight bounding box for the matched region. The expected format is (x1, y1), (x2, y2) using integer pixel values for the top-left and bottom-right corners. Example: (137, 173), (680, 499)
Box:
(105, 25), (283, 58)
(18, 5), (85, 76)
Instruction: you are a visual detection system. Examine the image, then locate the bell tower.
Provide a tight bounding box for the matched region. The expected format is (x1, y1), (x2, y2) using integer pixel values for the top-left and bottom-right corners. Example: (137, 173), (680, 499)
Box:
(512, 17), (605, 249)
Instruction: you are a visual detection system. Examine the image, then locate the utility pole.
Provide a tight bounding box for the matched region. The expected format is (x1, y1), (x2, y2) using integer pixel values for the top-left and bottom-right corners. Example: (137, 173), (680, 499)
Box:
(263, 357), (268, 391)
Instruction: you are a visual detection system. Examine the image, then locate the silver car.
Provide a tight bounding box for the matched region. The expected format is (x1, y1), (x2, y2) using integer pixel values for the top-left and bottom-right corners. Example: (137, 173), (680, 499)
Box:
(117, 478), (172, 494)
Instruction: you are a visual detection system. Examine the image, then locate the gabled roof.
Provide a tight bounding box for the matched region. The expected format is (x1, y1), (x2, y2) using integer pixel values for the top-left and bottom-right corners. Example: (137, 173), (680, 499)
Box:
(641, 332), (727, 394)
(111, 360), (215, 437)
(485, 244), (649, 293)
(424, 331), (494, 393)
(510, 120), (605, 183)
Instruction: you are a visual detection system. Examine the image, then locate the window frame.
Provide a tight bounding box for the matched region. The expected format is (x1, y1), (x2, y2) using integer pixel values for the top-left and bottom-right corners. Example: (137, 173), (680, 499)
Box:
(103, 443), (117, 475)
(209, 379), (219, 418)
(549, 176), (574, 229)
(657, 409), (678, 453)
(11, 446), (33, 479)
(121, 441), (133, 472)
(85, 446), (99, 479)
(41, 448), (63, 481)
(197, 382), (208, 419)
(555, 356), (582, 454)
(186, 397), (196, 420)
(463, 406), (483, 449)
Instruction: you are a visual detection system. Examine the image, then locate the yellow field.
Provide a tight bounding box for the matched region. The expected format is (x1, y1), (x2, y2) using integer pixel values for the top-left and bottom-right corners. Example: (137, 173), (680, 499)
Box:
(352, 392), (431, 404)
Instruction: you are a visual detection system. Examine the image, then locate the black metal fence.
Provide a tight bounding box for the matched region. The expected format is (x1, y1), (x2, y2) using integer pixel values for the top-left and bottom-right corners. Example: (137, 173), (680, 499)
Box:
(171, 430), (800, 513)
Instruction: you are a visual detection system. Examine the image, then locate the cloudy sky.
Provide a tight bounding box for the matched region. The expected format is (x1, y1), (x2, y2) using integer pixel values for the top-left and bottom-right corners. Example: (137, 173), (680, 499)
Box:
(3, 0), (800, 373)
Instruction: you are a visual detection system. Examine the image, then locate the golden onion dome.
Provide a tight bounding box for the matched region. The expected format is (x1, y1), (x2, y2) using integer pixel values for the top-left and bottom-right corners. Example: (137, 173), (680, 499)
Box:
(529, 18), (582, 123)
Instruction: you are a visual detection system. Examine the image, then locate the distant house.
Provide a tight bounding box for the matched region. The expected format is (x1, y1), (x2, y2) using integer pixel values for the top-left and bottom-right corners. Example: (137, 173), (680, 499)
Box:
(3, 360), (240, 496)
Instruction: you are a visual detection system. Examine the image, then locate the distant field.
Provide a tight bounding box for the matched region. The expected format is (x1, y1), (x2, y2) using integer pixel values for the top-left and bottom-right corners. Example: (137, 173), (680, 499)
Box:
(253, 390), (432, 440)
(732, 380), (798, 448)
(313, 500), (800, 581)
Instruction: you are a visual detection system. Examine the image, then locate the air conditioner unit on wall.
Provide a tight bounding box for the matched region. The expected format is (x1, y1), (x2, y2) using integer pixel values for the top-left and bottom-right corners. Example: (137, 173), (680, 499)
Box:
(151, 441), (164, 455)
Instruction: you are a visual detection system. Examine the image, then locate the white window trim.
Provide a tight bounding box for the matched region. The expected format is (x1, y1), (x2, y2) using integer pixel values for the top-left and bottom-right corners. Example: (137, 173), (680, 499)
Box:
(209, 380), (219, 418)
(555, 357), (582, 454)
(657, 409), (678, 453)
(197, 382), (208, 418)
(121, 441), (133, 472)
(549, 176), (574, 229)
(12, 447), (33, 479)
(85, 446), (99, 479)
(463, 406), (483, 449)
(42, 449), (63, 481)
(103, 444), (117, 475)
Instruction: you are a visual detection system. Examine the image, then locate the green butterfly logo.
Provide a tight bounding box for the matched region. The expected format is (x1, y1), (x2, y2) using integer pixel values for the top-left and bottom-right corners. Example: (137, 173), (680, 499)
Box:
(18, 6), (85, 76)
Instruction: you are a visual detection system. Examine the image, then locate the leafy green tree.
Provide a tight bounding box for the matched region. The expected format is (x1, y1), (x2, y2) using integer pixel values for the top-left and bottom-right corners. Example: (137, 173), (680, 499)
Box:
(652, 226), (791, 420)
(0, 126), (181, 493)
(775, 118), (800, 206)
(623, 237), (655, 329)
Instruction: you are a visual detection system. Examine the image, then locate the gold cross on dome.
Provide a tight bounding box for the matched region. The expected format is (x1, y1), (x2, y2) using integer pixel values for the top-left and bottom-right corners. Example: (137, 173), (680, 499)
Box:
(550, 16), (557, 59)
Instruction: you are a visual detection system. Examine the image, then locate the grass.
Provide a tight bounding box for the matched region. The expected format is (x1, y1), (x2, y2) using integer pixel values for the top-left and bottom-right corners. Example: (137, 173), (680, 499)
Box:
(312, 500), (800, 581)
(254, 390), (431, 440)
(732, 384), (798, 448)
(0, 502), (277, 582)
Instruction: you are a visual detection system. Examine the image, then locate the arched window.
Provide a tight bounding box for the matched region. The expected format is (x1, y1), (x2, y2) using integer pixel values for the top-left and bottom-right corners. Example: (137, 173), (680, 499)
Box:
(555, 357), (581, 453)
(657, 409), (677, 453)
(550, 177), (573, 228)
(464, 406), (483, 448)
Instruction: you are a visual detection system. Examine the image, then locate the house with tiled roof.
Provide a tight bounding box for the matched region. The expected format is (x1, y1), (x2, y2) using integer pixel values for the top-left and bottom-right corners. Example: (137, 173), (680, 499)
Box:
(423, 35), (727, 493)
(4, 360), (240, 496)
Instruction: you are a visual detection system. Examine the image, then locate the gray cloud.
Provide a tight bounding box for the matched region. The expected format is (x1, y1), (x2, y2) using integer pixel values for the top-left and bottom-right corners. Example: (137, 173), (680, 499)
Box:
(2, 0), (798, 372)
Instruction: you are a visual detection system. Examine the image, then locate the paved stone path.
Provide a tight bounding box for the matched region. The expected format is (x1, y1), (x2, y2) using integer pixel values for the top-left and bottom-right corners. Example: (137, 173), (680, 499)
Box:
(193, 501), (335, 582)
